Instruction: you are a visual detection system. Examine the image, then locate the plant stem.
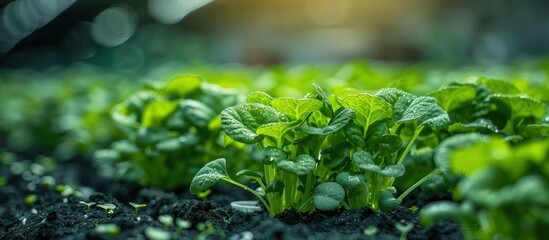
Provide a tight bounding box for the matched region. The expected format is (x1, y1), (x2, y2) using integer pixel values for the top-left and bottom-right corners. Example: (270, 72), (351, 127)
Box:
(396, 126), (423, 166)
(222, 178), (274, 216)
(397, 168), (442, 201)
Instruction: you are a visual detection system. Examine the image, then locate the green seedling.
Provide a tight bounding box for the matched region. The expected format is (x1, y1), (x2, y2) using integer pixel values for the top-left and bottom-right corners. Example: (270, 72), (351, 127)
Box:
(395, 222), (414, 240)
(129, 202), (147, 216)
(175, 219), (192, 237)
(97, 203), (116, 217)
(79, 201), (96, 213)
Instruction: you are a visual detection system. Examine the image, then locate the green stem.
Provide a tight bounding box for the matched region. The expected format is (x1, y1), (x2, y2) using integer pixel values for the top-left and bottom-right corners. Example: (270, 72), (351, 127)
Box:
(396, 126), (423, 165)
(223, 178), (274, 216)
(397, 168), (442, 201)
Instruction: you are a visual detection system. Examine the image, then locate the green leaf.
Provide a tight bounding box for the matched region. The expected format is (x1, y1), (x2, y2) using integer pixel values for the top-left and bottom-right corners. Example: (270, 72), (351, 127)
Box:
(490, 94), (546, 120)
(142, 100), (178, 128)
(271, 97), (323, 121)
(265, 179), (284, 194)
(335, 172), (365, 190)
(247, 91), (273, 106)
(257, 121), (300, 145)
(323, 143), (350, 169)
(180, 100), (215, 127)
(236, 169), (264, 179)
(434, 133), (490, 170)
(263, 147), (287, 164)
(378, 191), (401, 212)
(352, 151), (405, 177)
(397, 96), (450, 127)
(299, 108), (355, 135)
(314, 182), (345, 211)
(420, 201), (468, 225)
(450, 138), (511, 177)
(344, 122), (365, 147)
(523, 124), (549, 138)
(375, 88), (416, 121)
(277, 154), (316, 176)
(221, 103), (280, 144)
(477, 78), (520, 95)
(375, 134), (402, 156)
(163, 75), (202, 98)
(190, 158), (229, 194)
(313, 83), (334, 116)
(448, 118), (498, 134)
(341, 93), (393, 129)
(428, 85), (477, 111)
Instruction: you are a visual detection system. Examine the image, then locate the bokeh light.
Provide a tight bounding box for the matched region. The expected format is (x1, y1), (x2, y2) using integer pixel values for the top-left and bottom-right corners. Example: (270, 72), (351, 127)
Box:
(148, 0), (214, 24)
(91, 5), (137, 47)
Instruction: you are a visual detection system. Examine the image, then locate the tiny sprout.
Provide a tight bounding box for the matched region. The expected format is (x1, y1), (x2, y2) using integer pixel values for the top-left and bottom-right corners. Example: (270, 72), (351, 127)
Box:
(396, 222), (414, 240)
(158, 214), (174, 227)
(408, 205), (418, 213)
(79, 201), (96, 213)
(129, 202), (147, 216)
(175, 218), (192, 236)
(363, 225), (378, 236)
(145, 227), (171, 240)
(97, 203), (116, 217)
(95, 223), (121, 236)
(197, 189), (211, 199)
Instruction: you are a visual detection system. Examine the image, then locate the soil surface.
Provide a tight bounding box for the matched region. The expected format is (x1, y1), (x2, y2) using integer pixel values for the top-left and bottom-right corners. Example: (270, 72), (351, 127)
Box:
(0, 156), (463, 240)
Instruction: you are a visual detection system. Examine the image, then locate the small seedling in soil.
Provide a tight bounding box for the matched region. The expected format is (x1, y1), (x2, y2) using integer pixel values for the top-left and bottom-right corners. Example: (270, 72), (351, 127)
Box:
(158, 214), (174, 227)
(95, 223), (120, 236)
(129, 202), (147, 216)
(363, 225), (378, 237)
(145, 226), (171, 240)
(97, 203), (116, 217)
(396, 222), (414, 240)
(79, 201), (96, 213)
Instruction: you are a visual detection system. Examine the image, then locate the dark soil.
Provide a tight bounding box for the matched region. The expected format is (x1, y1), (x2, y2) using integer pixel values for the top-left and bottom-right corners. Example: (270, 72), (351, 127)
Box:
(0, 157), (463, 240)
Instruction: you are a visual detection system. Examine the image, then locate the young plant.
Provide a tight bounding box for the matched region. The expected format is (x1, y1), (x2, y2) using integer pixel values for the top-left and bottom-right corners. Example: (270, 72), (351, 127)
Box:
(129, 202), (147, 216)
(97, 203), (116, 217)
(79, 201), (96, 213)
(191, 85), (450, 215)
(95, 75), (254, 190)
(421, 137), (549, 240)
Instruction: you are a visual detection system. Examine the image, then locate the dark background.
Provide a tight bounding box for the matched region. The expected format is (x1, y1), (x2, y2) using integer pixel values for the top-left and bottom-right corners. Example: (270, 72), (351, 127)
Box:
(1, 0), (549, 69)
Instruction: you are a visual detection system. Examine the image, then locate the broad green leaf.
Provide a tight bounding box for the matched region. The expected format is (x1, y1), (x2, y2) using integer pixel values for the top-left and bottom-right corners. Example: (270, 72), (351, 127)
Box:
(434, 133), (490, 170)
(257, 121), (300, 145)
(247, 91), (273, 106)
(477, 78), (520, 95)
(271, 97), (323, 121)
(314, 182), (345, 211)
(448, 119), (498, 134)
(335, 172), (365, 190)
(344, 122), (365, 147)
(277, 154), (316, 176)
(375, 88), (416, 121)
(490, 94), (546, 120)
(263, 147), (287, 164)
(397, 96), (450, 127)
(265, 179), (284, 194)
(341, 93), (393, 129)
(299, 108), (355, 135)
(379, 191), (401, 212)
(428, 85), (476, 112)
(323, 143), (350, 169)
(190, 158), (228, 194)
(164, 75), (202, 98)
(236, 169), (264, 179)
(221, 103), (280, 144)
(180, 100), (216, 127)
(142, 100), (178, 128)
(375, 134), (402, 156)
(353, 151), (405, 177)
